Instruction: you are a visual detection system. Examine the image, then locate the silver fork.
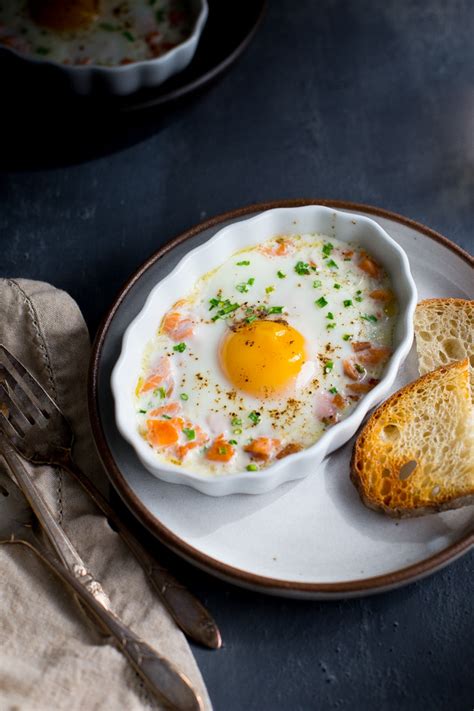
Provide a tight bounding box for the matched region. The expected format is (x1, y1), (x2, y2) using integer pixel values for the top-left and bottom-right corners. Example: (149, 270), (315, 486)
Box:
(0, 344), (221, 650)
(0, 467), (203, 711)
(1, 432), (111, 609)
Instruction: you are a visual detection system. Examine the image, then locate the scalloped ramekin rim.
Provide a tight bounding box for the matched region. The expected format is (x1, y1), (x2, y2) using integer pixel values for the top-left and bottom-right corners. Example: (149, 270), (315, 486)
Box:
(1, 0), (208, 93)
(112, 205), (417, 496)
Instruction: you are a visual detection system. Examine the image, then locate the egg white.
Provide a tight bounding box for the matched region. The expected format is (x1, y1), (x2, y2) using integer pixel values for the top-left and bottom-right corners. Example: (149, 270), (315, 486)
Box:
(137, 233), (396, 475)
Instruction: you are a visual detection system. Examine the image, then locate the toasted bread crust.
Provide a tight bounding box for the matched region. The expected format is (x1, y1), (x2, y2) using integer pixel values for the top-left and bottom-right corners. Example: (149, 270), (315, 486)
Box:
(350, 359), (474, 518)
(414, 298), (474, 399)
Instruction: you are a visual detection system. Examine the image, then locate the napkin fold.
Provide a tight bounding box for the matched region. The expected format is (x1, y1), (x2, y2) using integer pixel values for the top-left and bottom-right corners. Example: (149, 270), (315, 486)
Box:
(0, 278), (211, 710)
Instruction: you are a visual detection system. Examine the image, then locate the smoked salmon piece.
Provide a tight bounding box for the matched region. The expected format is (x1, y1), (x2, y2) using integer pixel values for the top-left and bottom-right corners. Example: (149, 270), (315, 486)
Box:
(162, 310), (194, 341)
(343, 359), (360, 380)
(206, 435), (235, 462)
(276, 443), (303, 459)
(244, 437), (281, 461)
(148, 402), (181, 418)
(146, 419), (180, 447)
(352, 341), (372, 352)
(259, 237), (294, 257)
(332, 393), (347, 410)
(357, 346), (391, 365)
(175, 424), (209, 461)
(140, 357), (174, 395)
(346, 380), (379, 394)
(369, 289), (393, 302)
(358, 256), (380, 278)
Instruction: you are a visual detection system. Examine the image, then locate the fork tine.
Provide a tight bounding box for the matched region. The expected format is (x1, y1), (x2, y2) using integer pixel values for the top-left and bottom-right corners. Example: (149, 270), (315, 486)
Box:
(0, 345), (56, 418)
(0, 368), (47, 424)
(0, 410), (25, 447)
(0, 384), (33, 435)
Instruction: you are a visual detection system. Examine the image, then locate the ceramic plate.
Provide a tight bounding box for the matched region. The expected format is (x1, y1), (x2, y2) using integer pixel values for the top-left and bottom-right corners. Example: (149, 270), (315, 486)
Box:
(89, 201), (474, 599)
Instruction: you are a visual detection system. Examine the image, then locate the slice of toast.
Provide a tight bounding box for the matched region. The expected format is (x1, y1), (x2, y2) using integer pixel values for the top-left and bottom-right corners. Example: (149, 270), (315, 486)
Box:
(414, 298), (474, 398)
(350, 359), (474, 517)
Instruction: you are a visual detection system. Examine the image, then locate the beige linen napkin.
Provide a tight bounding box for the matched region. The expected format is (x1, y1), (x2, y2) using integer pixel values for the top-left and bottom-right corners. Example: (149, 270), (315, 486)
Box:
(0, 278), (212, 711)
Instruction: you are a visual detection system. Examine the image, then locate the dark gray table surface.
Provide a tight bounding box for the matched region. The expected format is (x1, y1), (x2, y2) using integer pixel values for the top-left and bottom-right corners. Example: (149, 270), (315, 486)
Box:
(1, 1), (473, 709)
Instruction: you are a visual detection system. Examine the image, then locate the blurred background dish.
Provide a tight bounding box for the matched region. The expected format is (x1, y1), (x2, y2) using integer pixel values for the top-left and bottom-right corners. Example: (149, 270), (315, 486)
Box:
(1, 0), (266, 169)
(0, 0), (208, 94)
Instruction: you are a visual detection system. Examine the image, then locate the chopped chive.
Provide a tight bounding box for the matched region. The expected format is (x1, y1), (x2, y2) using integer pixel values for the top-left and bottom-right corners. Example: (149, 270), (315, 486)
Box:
(355, 296), (363, 302)
(233, 428), (242, 435)
(209, 297), (220, 310)
(266, 286), (275, 294)
(313, 279), (322, 288)
(173, 342), (186, 353)
(245, 315), (257, 324)
(180, 393), (189, 401)
(155, 8), (165, 21)
(294, 261), (310, 275)
(246, 464), (259, 471)
(324, 360), (334, 373)
(236, 260), (250, 266)
(36, 47), (50, 55)
(123, 31), (135, 42)
(326, 259), (339, 269)
(157, 387), (166, 399)
(138, 409), (147, 414)
(248, 411), (260, 424)
(218, 447), (227, 455)
(231, 417), (242, 426)
(149, 0), (157, 5)
(343, 299), (353, 307)
(228, 439), (238, 445)
(333, 283), (341, 289)
(315, 296), (328, 308)
(162, 414), (171, 419)
(211, 301), (240, 320)
(322, 243), (334, 257)
(100, 22), (116, 31)
(329, 387), (338, 394)
(267, 306), (283, 314)
(247, 277), (255, 286)
(344, 257), (351, 261)
(326, 323), (337, 330)
(361, 314), (378, 323)
(356, 290), (362, 294)
(326, 312), (334, 320)
(342, 334), (352, 341)
(355, 363), (365, 373)
(277, 270), (286, 279)
(236, 283), (249, 293)
(183, 428), (195, 440)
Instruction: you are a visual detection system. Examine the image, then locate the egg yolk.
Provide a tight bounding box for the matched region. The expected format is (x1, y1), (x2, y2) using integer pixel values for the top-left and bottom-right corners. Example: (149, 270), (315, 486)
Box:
(219, 320), (307, 398)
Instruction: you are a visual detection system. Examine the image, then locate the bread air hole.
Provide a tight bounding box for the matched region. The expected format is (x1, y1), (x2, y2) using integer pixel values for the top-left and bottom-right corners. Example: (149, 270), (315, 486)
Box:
(419, 331), (431, 342)
(443, 338), (465, 360)
(380, 479), (391, 495)
(398, 460), (417, 480)
(381, 424), (400, 441)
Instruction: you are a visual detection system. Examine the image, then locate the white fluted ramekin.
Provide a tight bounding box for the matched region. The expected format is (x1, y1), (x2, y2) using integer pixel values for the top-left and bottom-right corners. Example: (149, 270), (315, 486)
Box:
(112, 206), (417, 496)
(1, 0), (207, 95)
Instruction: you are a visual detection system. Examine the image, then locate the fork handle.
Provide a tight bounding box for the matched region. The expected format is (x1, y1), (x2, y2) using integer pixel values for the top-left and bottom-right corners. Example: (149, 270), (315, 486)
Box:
(6, 538), (202, 711)
(1, 441), (111, 610)
(59, 453), (221, 649)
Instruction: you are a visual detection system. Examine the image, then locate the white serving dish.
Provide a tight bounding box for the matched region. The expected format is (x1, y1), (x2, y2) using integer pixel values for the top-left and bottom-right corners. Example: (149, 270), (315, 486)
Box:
(1, 0), (208, 96)
(112, 205), (417, 496)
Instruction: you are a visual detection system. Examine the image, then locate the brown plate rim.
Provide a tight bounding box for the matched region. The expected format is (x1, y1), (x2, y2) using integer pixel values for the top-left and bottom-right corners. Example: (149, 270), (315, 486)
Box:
(88, 199), (474, 595)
